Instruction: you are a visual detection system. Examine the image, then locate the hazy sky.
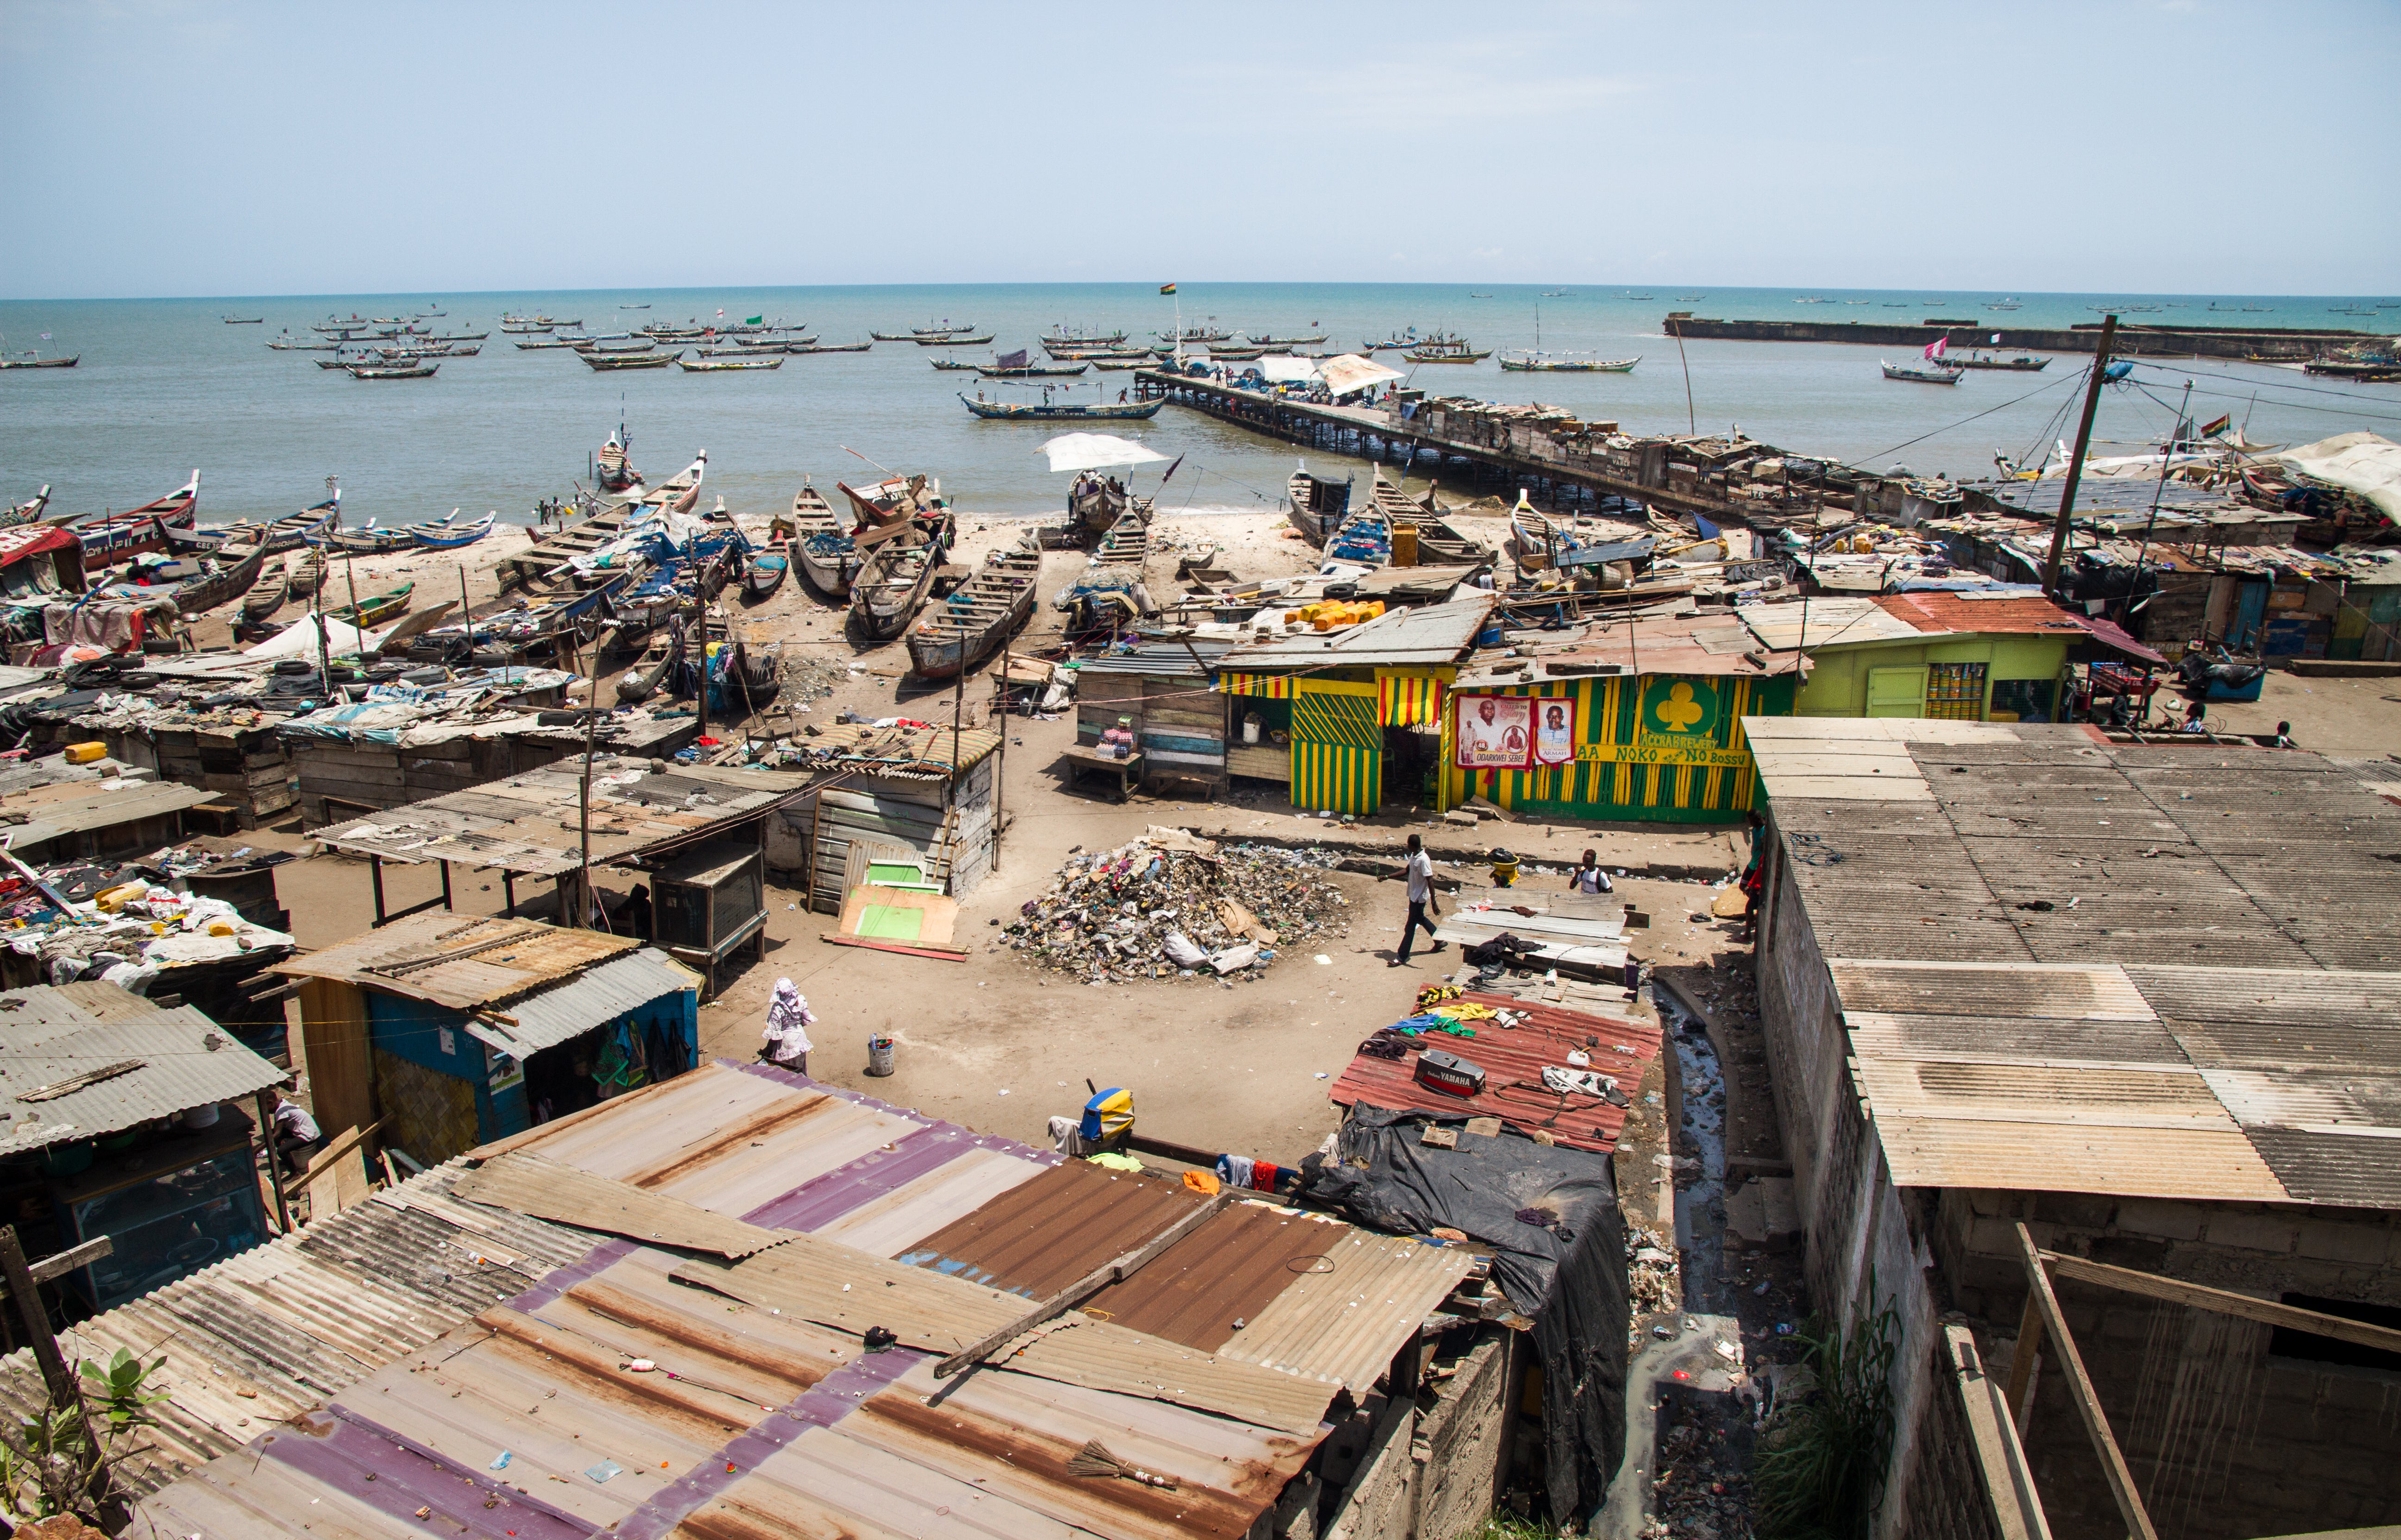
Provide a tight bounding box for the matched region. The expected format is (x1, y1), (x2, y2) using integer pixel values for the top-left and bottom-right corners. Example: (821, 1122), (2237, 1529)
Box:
(4, 0), (2395, 299)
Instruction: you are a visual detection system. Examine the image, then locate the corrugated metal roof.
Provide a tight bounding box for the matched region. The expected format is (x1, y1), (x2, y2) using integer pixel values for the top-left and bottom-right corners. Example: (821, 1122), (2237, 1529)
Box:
(7, 777), (215, 846)
(311, 759), (807, 874)
(120, 1059), (1475, 1536)
(469, 947), (697, 1056)
(1739, 596), (1928, 651)
(1223, 593), (1495, 669)
(273, 912), (638, 1010)
(1873, 591), (2098, 637)
(0, 984), (285, 1149)
(1828, 958), (2401, 1206)
(1328, 990), (1664, 1154)
(1073, 638), (1240, 676)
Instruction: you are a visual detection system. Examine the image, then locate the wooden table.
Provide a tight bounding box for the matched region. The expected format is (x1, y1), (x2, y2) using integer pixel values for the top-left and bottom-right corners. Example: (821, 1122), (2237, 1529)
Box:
(1061, 745), (1142, 802)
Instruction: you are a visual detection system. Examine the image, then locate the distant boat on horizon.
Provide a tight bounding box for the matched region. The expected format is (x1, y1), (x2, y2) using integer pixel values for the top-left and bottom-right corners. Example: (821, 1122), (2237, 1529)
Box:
(622, 303), (651, 309)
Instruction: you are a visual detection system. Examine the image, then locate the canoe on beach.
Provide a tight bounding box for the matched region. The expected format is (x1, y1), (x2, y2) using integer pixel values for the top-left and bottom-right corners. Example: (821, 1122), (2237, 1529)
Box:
(905, 532), (1040, 681)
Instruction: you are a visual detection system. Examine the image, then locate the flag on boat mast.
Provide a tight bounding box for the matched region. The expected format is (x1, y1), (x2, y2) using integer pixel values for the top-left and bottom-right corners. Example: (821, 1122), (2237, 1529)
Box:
(2199, 413), (2231, 438)
(1921, 335), (1948, 362)
(744, 315), (763, 326)
(1158, 282), (1176, 294)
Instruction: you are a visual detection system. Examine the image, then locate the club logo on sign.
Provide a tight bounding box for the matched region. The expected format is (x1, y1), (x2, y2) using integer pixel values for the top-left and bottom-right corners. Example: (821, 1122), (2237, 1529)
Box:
(1640, 678), (1719, 741)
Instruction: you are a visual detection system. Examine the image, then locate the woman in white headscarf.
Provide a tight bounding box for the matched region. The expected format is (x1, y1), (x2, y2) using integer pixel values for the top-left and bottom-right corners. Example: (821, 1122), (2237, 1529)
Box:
(761, 978), (815, 1077)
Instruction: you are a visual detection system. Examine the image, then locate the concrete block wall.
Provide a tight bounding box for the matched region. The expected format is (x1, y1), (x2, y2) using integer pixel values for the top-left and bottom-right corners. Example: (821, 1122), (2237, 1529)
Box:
(1320, 1332), (1516, 1540)
(1942, 1188), (2401, 1540)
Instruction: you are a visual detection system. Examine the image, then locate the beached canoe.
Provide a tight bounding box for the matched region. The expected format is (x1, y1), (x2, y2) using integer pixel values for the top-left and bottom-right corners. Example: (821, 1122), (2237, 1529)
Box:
(77, 471), (199, 562)
(325, 582), (413, 628)
(849, 532), (943, 641)
(906, 534), (1040, 681)
(743, 548), (789, 601)
(241, 555), (290, 620)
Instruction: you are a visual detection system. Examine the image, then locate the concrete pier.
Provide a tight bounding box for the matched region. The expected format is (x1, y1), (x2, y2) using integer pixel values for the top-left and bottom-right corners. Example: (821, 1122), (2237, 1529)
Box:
(1133, 368), (1838, 526)
(1662, 315), (2382, 359)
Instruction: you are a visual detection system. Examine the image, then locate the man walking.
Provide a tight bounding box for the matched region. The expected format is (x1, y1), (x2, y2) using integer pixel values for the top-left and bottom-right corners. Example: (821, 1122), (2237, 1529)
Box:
(1391, 833), (1446, 967)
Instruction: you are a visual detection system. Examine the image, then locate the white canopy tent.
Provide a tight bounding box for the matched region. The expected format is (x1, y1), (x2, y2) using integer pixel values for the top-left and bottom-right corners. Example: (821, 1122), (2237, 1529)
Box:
(1317, 354), (1405, 397)
(1038, 433), (1172, 475)
(1257, 356), (1320, 384)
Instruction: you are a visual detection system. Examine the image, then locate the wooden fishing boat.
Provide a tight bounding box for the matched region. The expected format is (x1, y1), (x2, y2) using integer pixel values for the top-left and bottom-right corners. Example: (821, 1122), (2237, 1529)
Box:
(1155, 323), (1233, 345)
(576, 337), (656, 353)
(1498, 352), (1639, 372)
(1881, 360), (1963, 384)
(289, 546), (327, 599)
(636, 451), (708, 508)
(1369, 469), (1489, 564)
(79, 472), (199, 561)
(1285, 465), (1355, 545)
(1245, 333), (1327, 347)
(349, 361), (440, 378)
(515, 336), (585, 350)
(788, 484), (857, 595)
(928, 357), (978, 371)
(913, 333), (994, 346)
(1046, 345), (1157, 361)
(596, 434), (641, 493)
(836, 472), (944, 537)
(1325, 506), (1391, 566)
(616, 626), (682, 704)
(223, 316), (264, 325)
(742, 545), (790, 601)
(1068, 473), (1150, 535)
(1041, 328), (1126, 348)
(0, 354), (78, 369)
(910, 323), (974, 336)
(267, 337), (339, 351)
(325, 583), (414, 628)
(870, 331), (922, 341)
(1207, 346), (1267, 361)
(2, 486), (50, 528)
(1091, 504), (1150, 569)
(1084, 355), (1156, 371)
(849, 530), (943, 641)
(960, 394), (1161, 420)
(733, 638), (782, 703)
(407, 510), (496, 549)
(501, 322), (554, 334)
(164, 539), (269, 615)
(163, 493), (341, 556)
(325, 521), (410, 555)
(977, 362), (1087, 378)
(583, 351), (677, 371)
(1944, 353), (2050, 371)
(241, 556), (290, 620)
(787, 341), (870, 353)
(1402, 333), (1489, 363)
(905, 533), (1041, 680)
(679, 355), (783, 371)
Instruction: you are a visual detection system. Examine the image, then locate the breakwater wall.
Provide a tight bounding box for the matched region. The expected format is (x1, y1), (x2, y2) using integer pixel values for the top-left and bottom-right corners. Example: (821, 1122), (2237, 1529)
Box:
(1662, 317), (2378, 360)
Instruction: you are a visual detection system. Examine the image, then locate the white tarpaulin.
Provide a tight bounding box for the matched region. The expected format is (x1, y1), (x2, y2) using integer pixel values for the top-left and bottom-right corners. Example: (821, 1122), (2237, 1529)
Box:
(1038, 433), (1170, 474)
(1257, 356), (1320, 383)
(244, 613), (383, 660)
(1317, 354), (1405, 397)
(2275, 431), (2401, 524)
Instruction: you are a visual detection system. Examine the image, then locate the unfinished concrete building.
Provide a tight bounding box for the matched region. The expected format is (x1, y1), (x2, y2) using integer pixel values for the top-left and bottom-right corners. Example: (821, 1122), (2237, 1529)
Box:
(1741, 716), (2401, 1540)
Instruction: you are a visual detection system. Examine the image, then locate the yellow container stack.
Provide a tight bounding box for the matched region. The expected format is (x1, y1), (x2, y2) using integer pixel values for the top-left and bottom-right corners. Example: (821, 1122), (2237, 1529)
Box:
(1282, 600), (1387, 632)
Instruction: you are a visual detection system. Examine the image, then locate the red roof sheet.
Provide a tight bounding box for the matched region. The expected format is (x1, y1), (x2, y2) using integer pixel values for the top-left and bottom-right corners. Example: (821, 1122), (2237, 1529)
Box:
(1873, 592), (2092, 635)
(1327, 991), (1664, 1153)
(0, 524), (77, 569)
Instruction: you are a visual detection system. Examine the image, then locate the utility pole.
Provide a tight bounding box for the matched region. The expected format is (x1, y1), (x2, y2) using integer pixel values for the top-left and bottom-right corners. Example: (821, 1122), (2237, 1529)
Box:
(574, 618), (604, 929)
(2043, 314), (2118, 600)
(0, 1225), (121, 1526)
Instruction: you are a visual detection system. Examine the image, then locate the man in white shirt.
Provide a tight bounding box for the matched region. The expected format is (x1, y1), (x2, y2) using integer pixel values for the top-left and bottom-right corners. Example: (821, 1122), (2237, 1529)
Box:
(269, 1091), (323, 1178)
(1392, 833), (1446, 967)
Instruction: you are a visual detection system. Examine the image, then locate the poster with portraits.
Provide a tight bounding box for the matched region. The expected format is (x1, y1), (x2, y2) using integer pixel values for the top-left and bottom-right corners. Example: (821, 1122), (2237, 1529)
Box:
(1530, 696), (1578, 766)
(1454, 695), (1533, 769)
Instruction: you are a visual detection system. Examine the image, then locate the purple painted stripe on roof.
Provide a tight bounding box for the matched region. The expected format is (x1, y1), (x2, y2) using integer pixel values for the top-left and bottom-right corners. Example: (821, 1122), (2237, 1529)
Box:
(742, 1123), (996, 1232)
(504, 1236), (635, 1313)
(611, 1348), (926, 1540)
(259, 1407), (596, 1539)
(726, 1058), (1064, 1169)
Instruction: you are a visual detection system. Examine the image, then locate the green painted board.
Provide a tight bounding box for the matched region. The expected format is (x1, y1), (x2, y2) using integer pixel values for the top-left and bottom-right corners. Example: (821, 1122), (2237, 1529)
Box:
(856, 904), (926, 941)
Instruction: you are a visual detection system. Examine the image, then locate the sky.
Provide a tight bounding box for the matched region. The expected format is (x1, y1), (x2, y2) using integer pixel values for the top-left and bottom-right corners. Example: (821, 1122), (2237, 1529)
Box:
(3, 0), (2396, 299)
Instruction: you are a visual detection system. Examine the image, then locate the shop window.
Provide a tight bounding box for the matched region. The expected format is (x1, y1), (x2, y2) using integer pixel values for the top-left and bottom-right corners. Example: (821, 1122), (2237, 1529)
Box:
(2268, 1293), (2401, 1376)
(1923, 662), (1988, 720)
(1989, 678), (2055, 723)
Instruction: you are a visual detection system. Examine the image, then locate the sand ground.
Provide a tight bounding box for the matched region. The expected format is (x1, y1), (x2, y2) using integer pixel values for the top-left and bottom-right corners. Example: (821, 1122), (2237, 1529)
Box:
(221, 505), (1765, 1164)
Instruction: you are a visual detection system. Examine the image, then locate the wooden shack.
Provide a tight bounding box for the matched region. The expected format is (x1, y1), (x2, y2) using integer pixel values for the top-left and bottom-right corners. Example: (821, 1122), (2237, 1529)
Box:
(771, 723), (1004, 913)
(1069, 641), (1234, 794)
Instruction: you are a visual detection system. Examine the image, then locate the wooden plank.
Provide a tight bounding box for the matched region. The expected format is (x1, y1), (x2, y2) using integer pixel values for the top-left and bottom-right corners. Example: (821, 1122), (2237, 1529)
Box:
(29, 1236), (113, 1285)
(2013, 1224), (2159, 1540)
(2042, 1251), (2401, 1358)
(449, 1150), (793, 1257)
(933, 1190), (1230, 1378)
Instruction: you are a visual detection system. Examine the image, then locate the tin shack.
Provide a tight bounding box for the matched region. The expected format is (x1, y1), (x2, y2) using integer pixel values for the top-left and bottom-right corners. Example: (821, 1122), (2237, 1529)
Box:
(271, 913), (701, 1167)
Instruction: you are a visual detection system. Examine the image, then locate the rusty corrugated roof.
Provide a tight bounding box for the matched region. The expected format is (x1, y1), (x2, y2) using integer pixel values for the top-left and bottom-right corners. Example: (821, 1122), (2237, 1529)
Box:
(125, 1059), (1475, 1537)
(272, 912), (637, 1009)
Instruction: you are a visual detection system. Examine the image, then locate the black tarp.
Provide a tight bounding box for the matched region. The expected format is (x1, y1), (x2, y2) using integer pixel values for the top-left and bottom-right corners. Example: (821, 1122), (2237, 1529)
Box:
(1298, 1103), (1627, 1525)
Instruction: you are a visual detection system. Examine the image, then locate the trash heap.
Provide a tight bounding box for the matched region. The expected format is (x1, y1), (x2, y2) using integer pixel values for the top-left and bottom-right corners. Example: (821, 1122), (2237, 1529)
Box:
(1004, 828), (1349, 984)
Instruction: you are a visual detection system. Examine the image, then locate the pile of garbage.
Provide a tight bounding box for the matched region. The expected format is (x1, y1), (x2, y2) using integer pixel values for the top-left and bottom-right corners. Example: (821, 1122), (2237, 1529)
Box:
(1003, 828), (1349, 984)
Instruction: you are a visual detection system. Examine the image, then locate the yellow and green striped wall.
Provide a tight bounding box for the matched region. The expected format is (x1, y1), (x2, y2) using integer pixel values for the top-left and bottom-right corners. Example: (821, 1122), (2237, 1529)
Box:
(1438, 672), (1796, 824)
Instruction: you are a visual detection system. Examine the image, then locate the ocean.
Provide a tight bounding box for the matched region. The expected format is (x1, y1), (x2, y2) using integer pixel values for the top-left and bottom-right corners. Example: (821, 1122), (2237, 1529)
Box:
(2, 282), (2394, 530)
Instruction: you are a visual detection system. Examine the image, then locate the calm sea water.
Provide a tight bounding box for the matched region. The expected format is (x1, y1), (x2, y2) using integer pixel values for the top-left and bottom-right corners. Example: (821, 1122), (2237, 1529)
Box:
(2, 283), (2395, 529)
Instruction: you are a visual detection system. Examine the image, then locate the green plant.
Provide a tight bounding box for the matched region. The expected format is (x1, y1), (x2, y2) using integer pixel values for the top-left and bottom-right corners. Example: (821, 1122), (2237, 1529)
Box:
(81, 1347), (167, 1429)
(1753, 1289), (1899, 1540)
(1472, 1515), (1560, 1540)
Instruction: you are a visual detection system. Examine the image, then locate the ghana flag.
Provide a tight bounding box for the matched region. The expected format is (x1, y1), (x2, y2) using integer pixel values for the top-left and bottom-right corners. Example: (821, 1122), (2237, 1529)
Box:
(2198, 413), (2231, 438)
(1159, 282), (1176, 294)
